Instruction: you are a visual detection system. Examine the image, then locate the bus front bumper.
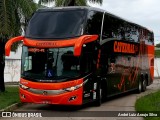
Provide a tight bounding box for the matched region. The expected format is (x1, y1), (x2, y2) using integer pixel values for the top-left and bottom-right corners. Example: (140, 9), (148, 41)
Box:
(20, 87), (83, 105)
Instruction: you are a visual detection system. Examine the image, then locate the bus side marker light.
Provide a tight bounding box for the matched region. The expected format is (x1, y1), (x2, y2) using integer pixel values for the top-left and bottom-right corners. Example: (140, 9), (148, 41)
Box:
(63, 84), (83, 92)
(63, 79), (88, 92)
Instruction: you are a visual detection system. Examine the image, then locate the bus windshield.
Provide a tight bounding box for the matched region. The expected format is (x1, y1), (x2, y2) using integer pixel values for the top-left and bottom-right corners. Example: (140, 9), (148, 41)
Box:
(21, 46), (81, 82)
(25, 10), (86, 39)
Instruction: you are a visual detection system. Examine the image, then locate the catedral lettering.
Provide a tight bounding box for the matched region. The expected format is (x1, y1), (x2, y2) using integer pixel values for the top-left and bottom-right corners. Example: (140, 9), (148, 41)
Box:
(114, 41), (135, 53)
(5, 6), (154, 106)
(36, 42), (58, 47)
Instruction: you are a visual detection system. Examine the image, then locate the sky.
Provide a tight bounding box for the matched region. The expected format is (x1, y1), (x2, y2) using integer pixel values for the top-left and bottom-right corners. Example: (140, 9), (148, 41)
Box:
(35, 0), (160, 44)
(89, 0), (160, 44)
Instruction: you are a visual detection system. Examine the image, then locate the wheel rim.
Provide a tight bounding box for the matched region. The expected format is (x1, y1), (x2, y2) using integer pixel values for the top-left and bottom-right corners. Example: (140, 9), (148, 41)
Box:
(143, 80), (146, 90)
(100, 89), (102, 99)
(139, 80), (141, 92)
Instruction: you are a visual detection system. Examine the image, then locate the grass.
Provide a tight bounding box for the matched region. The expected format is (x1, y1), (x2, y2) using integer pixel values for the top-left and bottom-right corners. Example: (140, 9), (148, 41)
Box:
(135, 90), (160, 120)
(0, 86), (20, 110)
(155, 50), (160, 58)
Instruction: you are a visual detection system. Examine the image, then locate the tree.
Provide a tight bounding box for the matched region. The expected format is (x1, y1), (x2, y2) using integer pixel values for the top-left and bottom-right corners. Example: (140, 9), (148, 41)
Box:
(0, 0), (37, 92)
(38, 0), (103, 6)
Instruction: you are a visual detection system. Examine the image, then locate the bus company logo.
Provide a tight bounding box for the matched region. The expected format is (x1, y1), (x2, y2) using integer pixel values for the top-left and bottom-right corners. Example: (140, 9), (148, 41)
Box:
(36, 42), (58, 47)
(114, 41), (136, 54)
(42, 91), (48, 95)
(1, 112), (11, 117)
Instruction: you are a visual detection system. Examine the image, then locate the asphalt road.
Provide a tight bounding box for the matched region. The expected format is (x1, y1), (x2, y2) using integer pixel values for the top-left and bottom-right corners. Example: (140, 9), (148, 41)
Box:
(1, 79), (160, 120)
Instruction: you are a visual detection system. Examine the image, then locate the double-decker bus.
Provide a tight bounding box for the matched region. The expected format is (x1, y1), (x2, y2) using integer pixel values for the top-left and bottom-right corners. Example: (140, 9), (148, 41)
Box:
(5, 6), (154, 106)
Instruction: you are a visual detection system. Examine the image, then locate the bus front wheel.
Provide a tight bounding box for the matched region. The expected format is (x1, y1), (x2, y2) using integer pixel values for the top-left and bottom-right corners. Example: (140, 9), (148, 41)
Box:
(137, 80), (142, 93)
(142, 78), (147, 92)
(95, 87), (102, 106)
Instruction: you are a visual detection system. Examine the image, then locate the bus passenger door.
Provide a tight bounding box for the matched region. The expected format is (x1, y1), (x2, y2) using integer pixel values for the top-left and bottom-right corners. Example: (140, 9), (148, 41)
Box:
(106, 55), (130, 96)
(105, 55), (122, 96)
(80, 44), (99, 104)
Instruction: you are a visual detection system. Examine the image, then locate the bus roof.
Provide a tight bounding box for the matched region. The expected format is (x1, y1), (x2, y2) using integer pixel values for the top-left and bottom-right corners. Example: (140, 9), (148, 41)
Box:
(36, 6), (103, 12)
(36, 6), (153, 33)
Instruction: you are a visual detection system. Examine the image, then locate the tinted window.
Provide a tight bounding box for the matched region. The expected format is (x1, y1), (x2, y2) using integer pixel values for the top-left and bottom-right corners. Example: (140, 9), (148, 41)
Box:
(80, 43), (95, 73)
(25, 10), (86, 39)
(85, 11), (103, 35)
(102, 13), (140, 43)
(21, 46), (81, 82)
(102, 14), (124, 40)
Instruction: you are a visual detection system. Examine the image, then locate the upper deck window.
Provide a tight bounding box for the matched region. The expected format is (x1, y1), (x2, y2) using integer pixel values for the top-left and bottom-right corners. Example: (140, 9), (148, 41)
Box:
(25, 10), (86, 39)
(84, 11), (103, 35)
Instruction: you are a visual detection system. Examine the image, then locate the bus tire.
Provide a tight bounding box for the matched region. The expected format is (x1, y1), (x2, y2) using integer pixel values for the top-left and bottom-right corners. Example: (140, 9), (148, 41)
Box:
(142, 78), (147, 92)
(95, 88), (102, 106)
(137, 79), (142, 93)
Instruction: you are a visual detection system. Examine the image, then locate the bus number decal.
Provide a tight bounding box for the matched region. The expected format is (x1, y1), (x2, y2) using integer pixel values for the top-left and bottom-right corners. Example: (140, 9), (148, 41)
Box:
(28, 48), (45, 52)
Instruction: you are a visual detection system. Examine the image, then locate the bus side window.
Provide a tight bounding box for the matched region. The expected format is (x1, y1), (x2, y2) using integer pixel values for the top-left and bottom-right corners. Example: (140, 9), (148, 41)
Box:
(80, 47), (94, 74)
(80, 44), (95, 74)
(85, 11), (103, 36)
(109, 57), (116, 73)
(100, 54), (108, 75)
(102, 14), (124, 40)
(148, 32), (154, 45)
(102, 15), (113, 39)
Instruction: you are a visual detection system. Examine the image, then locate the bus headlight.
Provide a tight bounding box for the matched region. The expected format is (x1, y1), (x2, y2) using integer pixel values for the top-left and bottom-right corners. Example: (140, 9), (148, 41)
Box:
(63, 79), (88, 92)
(63, 83), (83, 92)
(19, 83), (29, 90)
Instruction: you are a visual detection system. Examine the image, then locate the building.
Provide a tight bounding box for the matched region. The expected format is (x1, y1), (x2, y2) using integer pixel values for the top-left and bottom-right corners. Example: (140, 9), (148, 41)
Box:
(4, 45), (22, 82)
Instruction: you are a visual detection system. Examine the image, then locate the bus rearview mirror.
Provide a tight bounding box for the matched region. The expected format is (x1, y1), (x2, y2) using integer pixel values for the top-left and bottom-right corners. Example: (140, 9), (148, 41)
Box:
(5, 36), (24, 56)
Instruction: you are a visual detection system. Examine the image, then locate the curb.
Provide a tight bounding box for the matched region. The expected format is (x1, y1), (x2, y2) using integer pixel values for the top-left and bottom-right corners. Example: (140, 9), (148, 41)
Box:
(0, 103), (24, 112)
(5, 82), (19, 85)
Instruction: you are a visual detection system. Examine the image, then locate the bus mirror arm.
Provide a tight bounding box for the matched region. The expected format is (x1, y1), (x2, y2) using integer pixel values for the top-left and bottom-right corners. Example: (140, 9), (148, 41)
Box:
(5, 35), (98, 56)
(5, 36), (24, 56)
(74, 35), (98, 56)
